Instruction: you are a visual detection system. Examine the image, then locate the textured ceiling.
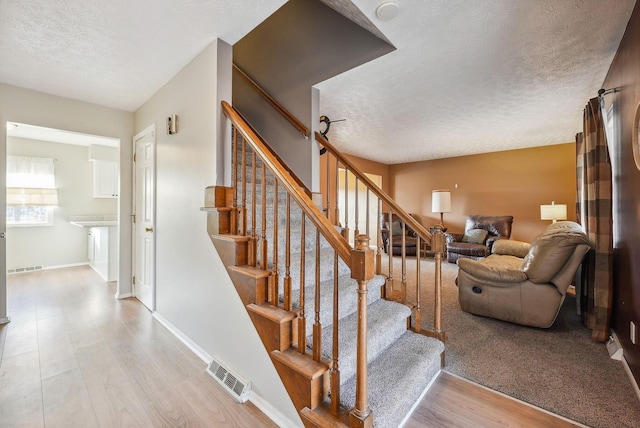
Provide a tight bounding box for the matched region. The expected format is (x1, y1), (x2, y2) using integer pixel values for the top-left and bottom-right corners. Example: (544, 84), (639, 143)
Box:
(317, 0), (637, 163)
(0, 0), (636, 163)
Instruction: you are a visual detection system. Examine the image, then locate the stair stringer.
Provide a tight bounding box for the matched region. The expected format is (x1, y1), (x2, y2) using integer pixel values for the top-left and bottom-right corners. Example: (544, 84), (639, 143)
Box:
(208, 228), (341, 423)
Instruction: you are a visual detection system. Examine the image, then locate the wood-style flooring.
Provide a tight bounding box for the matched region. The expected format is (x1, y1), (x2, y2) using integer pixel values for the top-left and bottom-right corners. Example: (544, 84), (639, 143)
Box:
(1, 266), (584, 427)
(0, 266), (276, 427)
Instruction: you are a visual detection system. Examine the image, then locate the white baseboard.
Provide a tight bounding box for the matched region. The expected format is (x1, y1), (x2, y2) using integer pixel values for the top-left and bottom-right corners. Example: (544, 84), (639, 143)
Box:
(151, 311), (298, 427)
(622, 355), (640, 404)
(249, 391), (300, 428)
(0, 316), (11, 325)
(44, 262), (89, 270)
(115, 292), (132, 299)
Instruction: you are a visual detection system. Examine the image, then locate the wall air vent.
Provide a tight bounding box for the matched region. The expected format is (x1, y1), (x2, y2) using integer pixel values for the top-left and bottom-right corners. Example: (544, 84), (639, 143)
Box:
(206, 356), (251, 403)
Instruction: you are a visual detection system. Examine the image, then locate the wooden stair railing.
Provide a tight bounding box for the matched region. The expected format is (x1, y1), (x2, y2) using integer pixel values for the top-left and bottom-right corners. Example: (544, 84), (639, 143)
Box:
(214, 100), (373, 426)
(234, 63), (310, 138)
(316, 132), (446, 341)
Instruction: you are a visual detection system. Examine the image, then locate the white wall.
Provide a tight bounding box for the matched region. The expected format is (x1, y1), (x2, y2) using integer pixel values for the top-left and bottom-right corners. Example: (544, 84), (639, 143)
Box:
(133, 39), (300, 426)
(7, 138), (117, 269)
(0, 83), (134, 321)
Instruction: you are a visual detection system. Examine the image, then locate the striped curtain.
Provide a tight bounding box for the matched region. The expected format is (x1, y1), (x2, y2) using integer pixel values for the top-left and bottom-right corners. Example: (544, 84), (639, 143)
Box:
(575, 97), (613, 342)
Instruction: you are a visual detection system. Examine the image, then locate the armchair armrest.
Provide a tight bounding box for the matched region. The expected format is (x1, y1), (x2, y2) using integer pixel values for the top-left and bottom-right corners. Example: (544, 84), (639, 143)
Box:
(445, 232), (464, 244)
(458, 258), (528, 283)
(492, 240), (530, 258)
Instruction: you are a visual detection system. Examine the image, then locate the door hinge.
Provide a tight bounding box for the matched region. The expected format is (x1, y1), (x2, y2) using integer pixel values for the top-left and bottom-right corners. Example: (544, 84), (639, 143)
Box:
(133, 153), (137, 162)
(132, 214), (136, 223)
(133, 276), (136, 285)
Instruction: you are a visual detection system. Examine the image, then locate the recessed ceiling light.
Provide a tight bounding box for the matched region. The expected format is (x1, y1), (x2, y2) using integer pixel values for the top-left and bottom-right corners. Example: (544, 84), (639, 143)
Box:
(376, 1), (400, 21)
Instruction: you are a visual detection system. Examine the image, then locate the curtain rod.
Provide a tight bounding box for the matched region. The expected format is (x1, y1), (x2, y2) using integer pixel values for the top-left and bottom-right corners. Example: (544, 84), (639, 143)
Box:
(598, 87), (620, 97)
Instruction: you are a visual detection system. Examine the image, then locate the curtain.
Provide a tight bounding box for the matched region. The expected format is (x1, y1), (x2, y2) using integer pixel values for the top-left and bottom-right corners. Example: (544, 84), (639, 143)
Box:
(6, 156), (58, 206)
(575, 97), (613, 342)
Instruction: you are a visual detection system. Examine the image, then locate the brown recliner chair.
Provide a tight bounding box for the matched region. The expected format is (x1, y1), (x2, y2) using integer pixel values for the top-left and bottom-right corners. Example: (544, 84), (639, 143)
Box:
(456, 221), (590, 328)
(380, 213), (418, 256)
(445, 215), (513, 263)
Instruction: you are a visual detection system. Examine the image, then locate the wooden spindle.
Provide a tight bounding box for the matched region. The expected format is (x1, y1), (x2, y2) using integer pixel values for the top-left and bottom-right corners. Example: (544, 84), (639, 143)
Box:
(313, 229), (322, 362)
(401, 222), (407, 304)
(284, 194), (292, 312)
(271, 180), (279, 305)
(250, 151), (257, 266)
(376, 198), (382, 278)
(232, 128), (238, 234)
(354, 177), (359, 242)
(260, 159), (267, 270)
(334, 158), (340, 226)
(330, 250), (341, 413)
(386, 208), (394, 298)
(298, 212), (306, 354)
(240, 138), (247, 236)
(415, 236), (422, 333)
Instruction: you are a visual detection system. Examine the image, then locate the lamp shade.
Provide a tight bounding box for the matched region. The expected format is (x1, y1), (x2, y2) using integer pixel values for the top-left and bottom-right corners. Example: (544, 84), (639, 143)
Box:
(432, 190), (451, 213)
(540, 201), (567, 222)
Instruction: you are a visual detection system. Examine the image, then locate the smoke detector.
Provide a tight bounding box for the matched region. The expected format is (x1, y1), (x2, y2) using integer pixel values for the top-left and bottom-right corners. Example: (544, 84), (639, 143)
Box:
(376, 2), (400, 21)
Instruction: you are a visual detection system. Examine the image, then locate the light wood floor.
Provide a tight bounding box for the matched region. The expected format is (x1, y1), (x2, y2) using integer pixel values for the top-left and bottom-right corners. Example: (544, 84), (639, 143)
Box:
(1, 266), (584, 428)
(405, 371), (584, 428)
(0, 266), (276, 427)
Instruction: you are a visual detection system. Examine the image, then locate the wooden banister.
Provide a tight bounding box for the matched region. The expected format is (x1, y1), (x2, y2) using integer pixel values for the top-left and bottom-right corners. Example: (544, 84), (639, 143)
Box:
(222, 101), (351, 265)
(234, 64), (310, 138)
(315, 132), (432, 246)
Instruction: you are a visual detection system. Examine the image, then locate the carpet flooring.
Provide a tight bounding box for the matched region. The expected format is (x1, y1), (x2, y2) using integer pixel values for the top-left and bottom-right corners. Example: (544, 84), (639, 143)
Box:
(384, 256), (640, 428)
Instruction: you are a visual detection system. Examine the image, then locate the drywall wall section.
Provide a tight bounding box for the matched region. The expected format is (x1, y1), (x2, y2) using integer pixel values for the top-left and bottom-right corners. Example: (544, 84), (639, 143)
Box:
(7, 138), (117, 269)
(233, 0), (394, 190)
(602, 0), (640, 385)
(389, 143), (576, 243)
(133, 39), (300, 426)
(0, 83), (133, 322)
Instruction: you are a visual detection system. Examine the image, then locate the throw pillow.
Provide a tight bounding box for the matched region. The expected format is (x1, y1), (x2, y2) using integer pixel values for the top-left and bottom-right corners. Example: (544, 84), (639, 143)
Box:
(462, 228), (488, 244)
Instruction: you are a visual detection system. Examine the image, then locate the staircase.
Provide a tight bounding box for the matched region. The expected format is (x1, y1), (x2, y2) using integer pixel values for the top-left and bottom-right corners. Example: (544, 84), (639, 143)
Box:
(204, 102), (445, 427)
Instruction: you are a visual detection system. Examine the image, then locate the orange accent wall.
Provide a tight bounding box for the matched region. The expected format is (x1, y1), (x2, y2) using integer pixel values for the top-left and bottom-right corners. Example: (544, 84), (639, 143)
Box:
(389, 143), (576, 242)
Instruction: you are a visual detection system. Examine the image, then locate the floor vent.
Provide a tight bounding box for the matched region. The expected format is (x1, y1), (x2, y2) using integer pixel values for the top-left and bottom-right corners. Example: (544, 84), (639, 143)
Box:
(206, 356), (251, 403)
(8, 265), (44, 274)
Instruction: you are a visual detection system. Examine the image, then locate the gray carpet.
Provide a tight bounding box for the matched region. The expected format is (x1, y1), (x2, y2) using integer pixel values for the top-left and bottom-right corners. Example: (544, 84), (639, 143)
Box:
(390, 256), (640, 428)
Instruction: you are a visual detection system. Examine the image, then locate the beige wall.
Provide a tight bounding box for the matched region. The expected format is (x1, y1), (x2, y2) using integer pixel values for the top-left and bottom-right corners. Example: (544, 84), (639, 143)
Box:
(389, 143), (576, 242)
(133, 40), (299, 426)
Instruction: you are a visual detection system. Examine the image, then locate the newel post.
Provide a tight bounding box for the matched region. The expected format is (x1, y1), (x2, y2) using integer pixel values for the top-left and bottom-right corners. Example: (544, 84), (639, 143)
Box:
(350, 235), (374, 428)
(432, 225), (445, 340)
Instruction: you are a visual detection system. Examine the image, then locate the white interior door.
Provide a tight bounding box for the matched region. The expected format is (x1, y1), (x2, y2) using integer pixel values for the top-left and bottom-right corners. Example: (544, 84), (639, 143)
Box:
(133, 126), (156, 311)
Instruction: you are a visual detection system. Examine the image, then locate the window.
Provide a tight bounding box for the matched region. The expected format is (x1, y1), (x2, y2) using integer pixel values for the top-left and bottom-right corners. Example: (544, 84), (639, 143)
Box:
(6, 156), (59, 226)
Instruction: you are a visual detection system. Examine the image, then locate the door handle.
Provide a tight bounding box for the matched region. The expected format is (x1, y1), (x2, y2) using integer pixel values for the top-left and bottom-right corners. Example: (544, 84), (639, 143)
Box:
(145, 227), (153, 232)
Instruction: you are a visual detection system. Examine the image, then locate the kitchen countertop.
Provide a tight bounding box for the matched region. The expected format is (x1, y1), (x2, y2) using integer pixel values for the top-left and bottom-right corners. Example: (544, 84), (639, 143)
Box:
(68, 215), (118, 228)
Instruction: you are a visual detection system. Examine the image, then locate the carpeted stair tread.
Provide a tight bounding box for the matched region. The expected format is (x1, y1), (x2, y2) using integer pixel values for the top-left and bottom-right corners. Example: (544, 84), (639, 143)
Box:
(309, 299), (412, 385)
(288, 273), (385, 337)
(275, 247), (351, 290)
(340, 331), (444, 428)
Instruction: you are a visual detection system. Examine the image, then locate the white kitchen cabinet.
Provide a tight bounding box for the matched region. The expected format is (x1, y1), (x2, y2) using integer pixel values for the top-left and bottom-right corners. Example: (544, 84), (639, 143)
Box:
(88, 226), (118, 282)
(93, 160), (119, 198)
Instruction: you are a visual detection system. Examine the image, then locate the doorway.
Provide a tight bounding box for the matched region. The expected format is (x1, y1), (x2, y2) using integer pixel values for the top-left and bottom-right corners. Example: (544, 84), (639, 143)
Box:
(5, 122), (120, 286)
(337, 168), (382, 247)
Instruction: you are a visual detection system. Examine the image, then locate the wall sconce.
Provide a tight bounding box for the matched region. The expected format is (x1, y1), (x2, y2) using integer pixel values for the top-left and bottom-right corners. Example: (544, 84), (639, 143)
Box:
(540, 201), (567, 223)
(167, 114), (178, 135)
(432, 189), (452, 228)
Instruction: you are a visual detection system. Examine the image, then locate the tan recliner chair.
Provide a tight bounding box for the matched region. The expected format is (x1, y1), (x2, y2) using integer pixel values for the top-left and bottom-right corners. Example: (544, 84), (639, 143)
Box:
(456, 221), (590, 328)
